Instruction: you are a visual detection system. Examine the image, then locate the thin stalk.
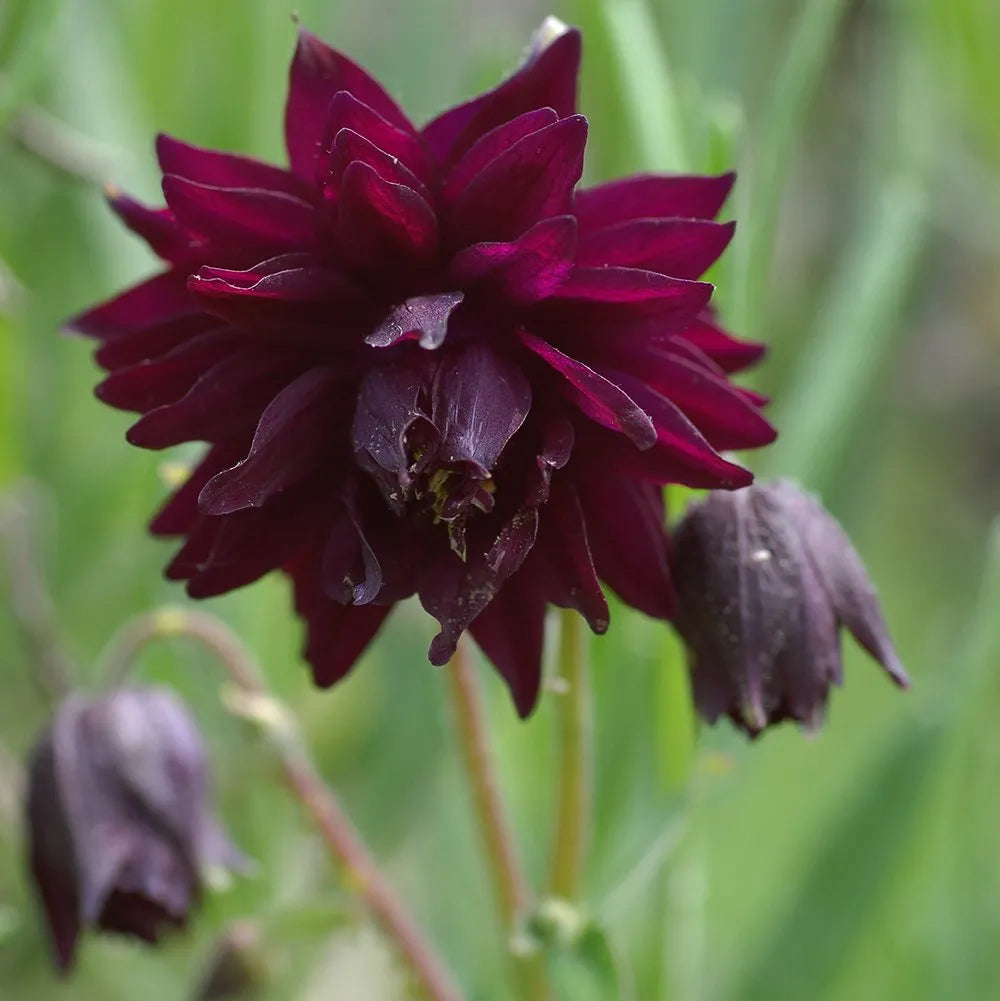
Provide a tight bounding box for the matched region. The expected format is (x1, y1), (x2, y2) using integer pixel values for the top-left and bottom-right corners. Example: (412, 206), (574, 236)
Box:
(445, 642), (551, 1000)
(102, 608), (465, 1001)
(0, 486), (77, 701)
(547, 609), (592, 901)
(446, 641), (531, 928)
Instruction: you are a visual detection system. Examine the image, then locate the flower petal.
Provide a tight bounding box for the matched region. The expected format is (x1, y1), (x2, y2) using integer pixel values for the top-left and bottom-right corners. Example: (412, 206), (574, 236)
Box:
(423, 24), (580, 165)
(576, 218), (735, 279)
(162, 175), (318, 248)
(156, 133), (310, 198)
(322, 127), (432, 205)
(445, 116), (587, 247)
(106, 192), (189, 262)
(190, 254), (364, 303)
(198, 368), (343, 514)
(468, 575), (548, 717)
(352, 362), (435, 497)
(95, 329), (241, 412)
(577, 473), (673, 619)
(366, 292), (465, 349)
(449, 215), (576, 303)
(677, 313), (767, 374)
(529, 477), (609, 633)
(285, 29), (414, 178)
(150, 443), (249, 536)
(574, 172), (735, 232)
(609, 371), (753, 488)
(442, 107), (558, 203)
(520, 331), (656, 449)
(127, 349), (306, 449)
(68, 271), (195, 340)
(337, 160), (439, 272)
(317, 91), (434, 189)
(432, 343), (532, 475)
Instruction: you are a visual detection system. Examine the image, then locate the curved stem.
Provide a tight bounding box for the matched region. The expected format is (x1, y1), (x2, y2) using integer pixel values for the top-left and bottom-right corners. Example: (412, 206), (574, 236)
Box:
(103, 608), (465, 1001)
(446, 641), (550, 1001)
(0, 486), (77, 701)
(547, 609), (592, 901)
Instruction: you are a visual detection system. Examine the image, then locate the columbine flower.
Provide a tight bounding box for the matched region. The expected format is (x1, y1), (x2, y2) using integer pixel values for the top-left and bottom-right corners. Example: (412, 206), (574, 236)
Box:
(70, 20), (774, 715)
(26, 687), (243, 971)
(671, 480), (909, 736)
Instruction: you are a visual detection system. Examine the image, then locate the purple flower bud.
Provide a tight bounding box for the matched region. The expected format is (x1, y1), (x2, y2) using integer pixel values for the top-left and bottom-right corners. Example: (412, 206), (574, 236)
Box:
(671, 480), (909, 736)
(25, 687), (245, 971)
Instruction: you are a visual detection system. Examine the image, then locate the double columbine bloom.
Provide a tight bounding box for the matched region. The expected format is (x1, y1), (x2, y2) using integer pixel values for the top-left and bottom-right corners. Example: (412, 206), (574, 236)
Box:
(71, 21), (776, 715)
(26, 688), (243, 970)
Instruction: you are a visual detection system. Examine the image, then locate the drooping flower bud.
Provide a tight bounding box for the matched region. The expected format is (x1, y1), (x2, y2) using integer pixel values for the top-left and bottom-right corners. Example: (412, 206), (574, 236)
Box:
(25, 686), (245, 971)
(671, 479), (909, 736)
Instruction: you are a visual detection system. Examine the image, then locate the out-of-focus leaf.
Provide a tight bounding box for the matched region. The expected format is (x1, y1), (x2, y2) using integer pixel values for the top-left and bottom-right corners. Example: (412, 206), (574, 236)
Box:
(762, 174), (927, 490)
(591, 0), (688, 172)
(731, 0), (853, 337)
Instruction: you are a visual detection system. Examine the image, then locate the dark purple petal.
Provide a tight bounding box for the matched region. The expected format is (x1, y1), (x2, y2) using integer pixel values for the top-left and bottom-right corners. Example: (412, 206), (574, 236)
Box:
(575, 422), (749, 490)
(420, 542), (504, 665)
(574, 171), (735, 232)
(576, 218), (735, 279)
(69, 271), (195, 340)
(190, 254), (364, 303)
(771, 481), (910, 688)
(322, 127), (432, 205)
(318, 91), (434, 189)
(640, 349), (775, 450)
(150, 443), (249, 536)
(577, 473), (673, 619)
(285, 29), (414, 178)
(677, 314), (767, 374)
(352, 363), (434, 493)
(177, 489), (328, 598)
(156, 133), (311, 198)
(423, 25), (580, 165)
(337, 161), (439, 272)
(445, 116), (587, 247)
(530, 477), (608, 632)
(288, 547), (391, 686)
(548, 266), (712, 309)
(366, 292), (464, 349)
(162, 175), (318, 248)
(432, 344), (532, 474)
(106, 191), (190, 262)
(520, 331), (656, 448)
(449, 215), (576, 303)
(127, 349), (306, 449)
(27, 733), (82, 971)
(96, 329), (242, 412)
(610, 371), (753, 488)
(588, 345), (776, 450)
(198, 368), (342, 514)
(94, 315), (218, 372)
(442, 107), (558, 202)
(469, 576), (547, 717)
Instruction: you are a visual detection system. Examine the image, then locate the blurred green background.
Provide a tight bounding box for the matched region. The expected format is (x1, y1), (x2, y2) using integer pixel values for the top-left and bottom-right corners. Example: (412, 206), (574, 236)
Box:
(1, 0), (999, 998)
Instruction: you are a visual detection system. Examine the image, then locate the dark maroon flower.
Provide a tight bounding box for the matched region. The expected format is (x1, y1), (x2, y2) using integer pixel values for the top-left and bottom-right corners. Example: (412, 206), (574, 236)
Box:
(26, 687), (244, 971)
(671, 480), (909, 736)
(70, 21), (774, 715)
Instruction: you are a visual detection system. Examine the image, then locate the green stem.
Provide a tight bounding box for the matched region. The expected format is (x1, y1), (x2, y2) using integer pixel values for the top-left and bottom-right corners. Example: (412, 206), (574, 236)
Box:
(548, 609), (593, 901)
(446, 641), (551, 1001)
(102, 608), (466, 1001)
